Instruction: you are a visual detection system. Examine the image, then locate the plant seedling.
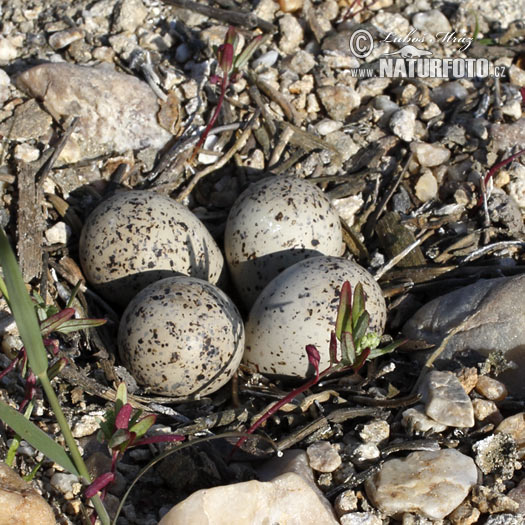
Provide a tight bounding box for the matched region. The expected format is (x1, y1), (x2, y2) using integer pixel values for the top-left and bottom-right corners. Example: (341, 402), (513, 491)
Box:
(190, 26), (263, 162)
(230, 281), (403, 456)
(86, 382), (184, 503)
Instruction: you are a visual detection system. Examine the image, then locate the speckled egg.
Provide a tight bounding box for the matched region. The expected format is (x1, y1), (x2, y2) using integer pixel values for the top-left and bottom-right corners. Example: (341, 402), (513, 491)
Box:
(244, 256), (386, 378)
(80, 191), (224, 306)
(118, 276), (244, 397)
(224, 176), (344, 309)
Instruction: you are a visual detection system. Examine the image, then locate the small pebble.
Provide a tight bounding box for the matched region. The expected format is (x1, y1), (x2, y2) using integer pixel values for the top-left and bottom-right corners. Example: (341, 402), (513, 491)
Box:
(13, 143), (40, 162)
(501, 100), (522, 120)
(415, 171), (438, 202)
(113, 0), (148, 33)
(495, 413), (525, 456)
(48, 28), (84, 50)
(456, 367), (478, 394)
(389, 108), (416, 142)
(339, 512), (383, 525)
(419, 370), (474, 428)
(50, 472), (82, 499)
(475, 375), (508, 401)
(411, 142), (451, 167)
(318, 86), (361, 121)
(402, 406), (448, 434)
(0, 37), (18, 62)
(420, 102), (441, 121)
(316, 119), (343, 136)
(471, 485), (519, 514)
(332, 195), (363, 227)
(448, 502), (480, 525)
(278, 0), (303, 12)
(287, 50), (315, 74)
(509, 65), (525, 87)
(351, 443), (380, 464)
(45, 221), (71, 245)
(412, 10), (451, 34)
(472, 398), (503, 425)
(278, 14), (304, 54)
(358, 419), (390, 444)
(252, 50), (279, 69)
(484, 514), (523, 525)
(306, 441), (342, 473)
(334, 490), (358, 516)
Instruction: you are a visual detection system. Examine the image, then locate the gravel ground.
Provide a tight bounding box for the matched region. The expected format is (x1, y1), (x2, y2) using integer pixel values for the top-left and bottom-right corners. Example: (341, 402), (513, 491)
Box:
(1, 0), (525, 523)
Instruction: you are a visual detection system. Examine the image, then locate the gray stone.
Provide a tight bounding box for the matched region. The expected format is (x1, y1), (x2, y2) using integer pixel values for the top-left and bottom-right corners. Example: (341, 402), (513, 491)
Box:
(15, 63), (171, 163)
(358, 419), (390, 444)
(412, 10), (451, 34)
(339, 512), (383, 525)
(48, 28), (84, 50)
(419, 370), (474, 428)
(402, 405), (448, 435)
(411, 142), (451, 167)
(113, 0), (148, 33)
(403, 275), (525, 397)
(318, 86), (361, 121)
(286, 50), (316, 74)
(389, 108), (416, 142)
(492, 118), (525, 152)
(365, 449), (478, 520)
(306, 441), (342, 473)
(279, 14), (304, 54)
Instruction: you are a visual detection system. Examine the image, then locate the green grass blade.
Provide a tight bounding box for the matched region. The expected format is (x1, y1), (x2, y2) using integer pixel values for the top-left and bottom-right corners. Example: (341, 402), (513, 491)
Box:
(0, 228), (48, 375)
(0, 400), (79, 475)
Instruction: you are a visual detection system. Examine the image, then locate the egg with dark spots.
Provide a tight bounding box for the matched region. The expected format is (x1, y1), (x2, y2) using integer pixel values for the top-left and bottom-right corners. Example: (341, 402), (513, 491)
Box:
(244, 256), (386, 378)
(80, 190), (224, 306)
(118, 276), (244, 397)
(224, 176), (344, 309)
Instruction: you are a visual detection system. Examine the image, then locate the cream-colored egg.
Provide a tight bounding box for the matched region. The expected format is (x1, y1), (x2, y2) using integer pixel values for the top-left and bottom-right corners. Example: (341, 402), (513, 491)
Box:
(224, 176), (344, 309)
(118, 276), (244, 397)
(80, 190), (224, 306)
(244, 256), (386, 377)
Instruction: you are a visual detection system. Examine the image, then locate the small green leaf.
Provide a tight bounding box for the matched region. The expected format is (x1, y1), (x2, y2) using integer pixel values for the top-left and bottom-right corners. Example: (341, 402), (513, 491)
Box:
(335, 281), (352, 340)
(116, 382), (127, 406)
(341, 331), (356, 365)
(108, 428), (131, 449)
(0, 400), (79, 475)
(351, 282), (365, 332)
(129, 414), (156, 438)
(56, 317), (106, 334)
(0, 228), (48, 376)
(368, 339), (405, 359)
(353, 311), (370, 345)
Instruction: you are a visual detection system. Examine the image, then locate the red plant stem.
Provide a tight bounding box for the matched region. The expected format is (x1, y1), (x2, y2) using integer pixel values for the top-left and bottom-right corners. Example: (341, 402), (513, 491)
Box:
(190, 74), (229, 162)
(477, 148), (525, 206)
(229, 365), (342, 459)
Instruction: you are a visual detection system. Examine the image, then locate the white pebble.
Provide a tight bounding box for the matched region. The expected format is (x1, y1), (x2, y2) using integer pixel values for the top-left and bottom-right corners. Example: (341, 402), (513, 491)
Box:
(415, 170), (438, 201)
(45, 222), (71, 245)
(306, 441), (342, 473)
(389, 108), (416, 142)
(14, 143), (40, 162)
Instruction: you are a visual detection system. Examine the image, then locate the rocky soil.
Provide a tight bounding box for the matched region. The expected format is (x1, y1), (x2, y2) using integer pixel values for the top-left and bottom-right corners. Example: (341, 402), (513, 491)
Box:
(1, 0), (525, 524)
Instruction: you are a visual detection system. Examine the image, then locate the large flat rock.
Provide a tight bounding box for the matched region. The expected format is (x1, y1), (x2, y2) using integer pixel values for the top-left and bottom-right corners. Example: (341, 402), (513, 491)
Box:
(403, 275), (525, 396)
(15, 63), (171, 162)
